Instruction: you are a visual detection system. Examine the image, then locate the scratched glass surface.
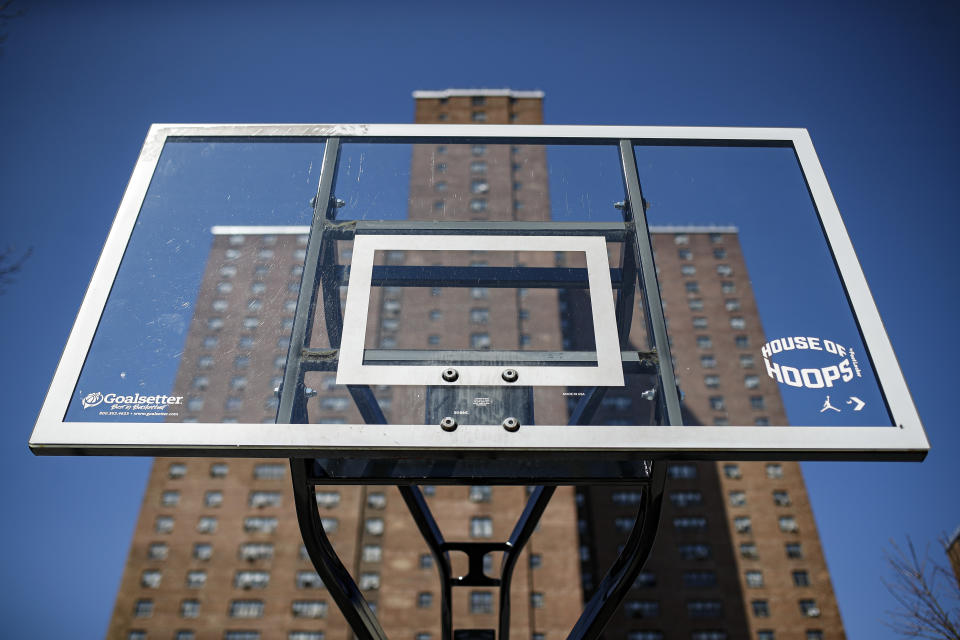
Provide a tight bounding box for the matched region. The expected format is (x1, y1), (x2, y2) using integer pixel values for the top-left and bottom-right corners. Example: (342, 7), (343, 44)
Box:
(65, 139), (325, 422)
(634, 144), (891, 427)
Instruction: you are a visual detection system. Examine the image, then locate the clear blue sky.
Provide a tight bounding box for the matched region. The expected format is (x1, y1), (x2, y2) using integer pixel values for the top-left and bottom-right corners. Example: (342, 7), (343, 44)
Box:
(1, 1), (957, 638)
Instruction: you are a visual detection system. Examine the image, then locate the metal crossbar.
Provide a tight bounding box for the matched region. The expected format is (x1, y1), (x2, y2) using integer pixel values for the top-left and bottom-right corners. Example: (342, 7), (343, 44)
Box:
(281, 136), (677, 640)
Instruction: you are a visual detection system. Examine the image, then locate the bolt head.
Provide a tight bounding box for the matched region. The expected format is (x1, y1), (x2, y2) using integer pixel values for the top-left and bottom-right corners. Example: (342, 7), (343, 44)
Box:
(440, 417), (458, 432)
(442, 368), (459, 382)
(502, 417), (520, 432)
(501, 369), (519, 383)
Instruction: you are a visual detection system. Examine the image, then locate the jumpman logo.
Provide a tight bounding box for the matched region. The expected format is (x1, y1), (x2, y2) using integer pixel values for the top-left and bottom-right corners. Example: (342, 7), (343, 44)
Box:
(820, 395), (841, 413)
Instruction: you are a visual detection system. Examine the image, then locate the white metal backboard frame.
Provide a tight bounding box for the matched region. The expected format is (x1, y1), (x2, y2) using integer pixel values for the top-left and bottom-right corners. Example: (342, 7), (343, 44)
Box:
(28, 123), (929, 460)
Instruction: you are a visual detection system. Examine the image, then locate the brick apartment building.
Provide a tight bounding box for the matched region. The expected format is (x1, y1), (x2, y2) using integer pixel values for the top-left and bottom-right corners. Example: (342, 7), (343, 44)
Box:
(107, 90), (844, 640)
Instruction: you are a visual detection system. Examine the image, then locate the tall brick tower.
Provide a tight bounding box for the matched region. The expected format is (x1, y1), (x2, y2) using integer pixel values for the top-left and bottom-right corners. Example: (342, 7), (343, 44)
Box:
(107, 90), (845, 640)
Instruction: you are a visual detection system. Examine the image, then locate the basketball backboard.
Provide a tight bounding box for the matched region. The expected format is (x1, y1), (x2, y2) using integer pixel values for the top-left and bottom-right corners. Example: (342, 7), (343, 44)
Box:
(28, 124), (929, 466)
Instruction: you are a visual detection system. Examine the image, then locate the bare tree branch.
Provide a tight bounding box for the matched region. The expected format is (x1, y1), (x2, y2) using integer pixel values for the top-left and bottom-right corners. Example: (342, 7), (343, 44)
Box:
(883, 537), (960, 639)
(0, 246), (32, 294)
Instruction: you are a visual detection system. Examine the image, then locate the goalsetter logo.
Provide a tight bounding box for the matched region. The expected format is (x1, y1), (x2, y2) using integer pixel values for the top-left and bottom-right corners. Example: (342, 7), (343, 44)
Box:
(81, 392), (183, 411)
(761, 336), (862, 389)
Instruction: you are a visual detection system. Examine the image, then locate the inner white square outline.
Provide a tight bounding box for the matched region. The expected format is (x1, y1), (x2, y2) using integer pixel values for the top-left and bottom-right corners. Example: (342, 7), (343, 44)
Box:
(336, 234), (625, 387)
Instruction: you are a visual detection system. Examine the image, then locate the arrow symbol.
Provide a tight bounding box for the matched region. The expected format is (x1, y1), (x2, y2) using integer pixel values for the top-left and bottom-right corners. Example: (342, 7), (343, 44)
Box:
(846, 396), (865, 411)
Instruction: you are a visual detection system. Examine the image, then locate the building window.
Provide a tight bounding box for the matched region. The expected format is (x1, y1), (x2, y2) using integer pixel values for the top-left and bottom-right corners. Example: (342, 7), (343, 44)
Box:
(704, 375), (720, 388)
(362, 544), (382, 563)
(470, 308), (490, 324)
(224, 633), (260, 640)
(740, 543), (758, 559)
(678, 543), (711, 561)
(667, 463), (697, 479)
(749, 395), (766, 411)
(693, 316), (708, 329)
(311, 490), (339, 509)
(723, 463), (741, 479)
(682, 264), (697, 276)
(181, 599), (200, 618)
(773, 490), (791, 506)
(730, 317), (746, 330)
(701, 355), (717, 368)
(471, 516), (493, 538)
(419, 554), (433, 569)
(185, 570), (206, 589)
(229, 600), (264, 618)
(365, 517), (384, 535)
(253, 463), (285, 479)
(470, 333), (491, 349)
(721, 281), (736, 293)
(469, 486), (493, 503)
(627, 633), (664, 640)
(291, 600), (328, 619)
(434, 181), (447, 192)
(249, 491), (282, 508)
(295, 571), (324, 589)
(746, 570), (765, 588)
(740, 354), (755, 369)
(669, 490), (703, 508)
(210, 462), (228, 478)
(239, 542), (273, 561)
(800, 599), (821, 617)
(201, 490), (222, 508)
(243, 517), (278, 534)
(470, 179), (489, 194)
(321, 517), (339, 533)
(674, 234), (689, 245)
(752, 600), (770, 617)
(765, 463), (783, 479)
(685, 281), (700, 293)
(713, 248), (727, 259)
(786, 542), (804, 559)
(155, 516), (174, 534)
(735, 335), (750, 348)
(433, 200), (444, 212)
(633, 571), (656, 588)
(734, 516), (752, 534)
(793, 570), (811, 587)
(530, 553), (543, 569)
(148, 543), (168, 560)
(725, 298), (741, 311)
(717, 264), (733, 276)
(805, 632), (824, 640)
(530, 592), (545, 609)
(744, 376), (760, 389)
(673, 517), (707, 531)
(625, 600), (660, 618)
(133, 599), (153, 617)
(468, 591), (493, 614)
(231, 570), (269, 590)
(709, 396), (725, 411)
(682, 571), (717, 588)
(193, 543), (213, 561)
(196, 517), (217, 534)
(472, 111), (487, 122)
(779, 515), (799, 533)
(161, 491), (180, 507)
(469, 198), (487, 212)
(415, 634), (431, 640)
(687, 600), (723, 619)
(191, 375), (209, 390)
(697, 336), (713, 349)
(358, 573), (380, 590)
(729, 491), (746, 507)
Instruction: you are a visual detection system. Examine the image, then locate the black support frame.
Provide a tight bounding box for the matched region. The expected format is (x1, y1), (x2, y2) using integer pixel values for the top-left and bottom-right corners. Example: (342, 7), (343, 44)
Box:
(280, 136), (680, 640)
